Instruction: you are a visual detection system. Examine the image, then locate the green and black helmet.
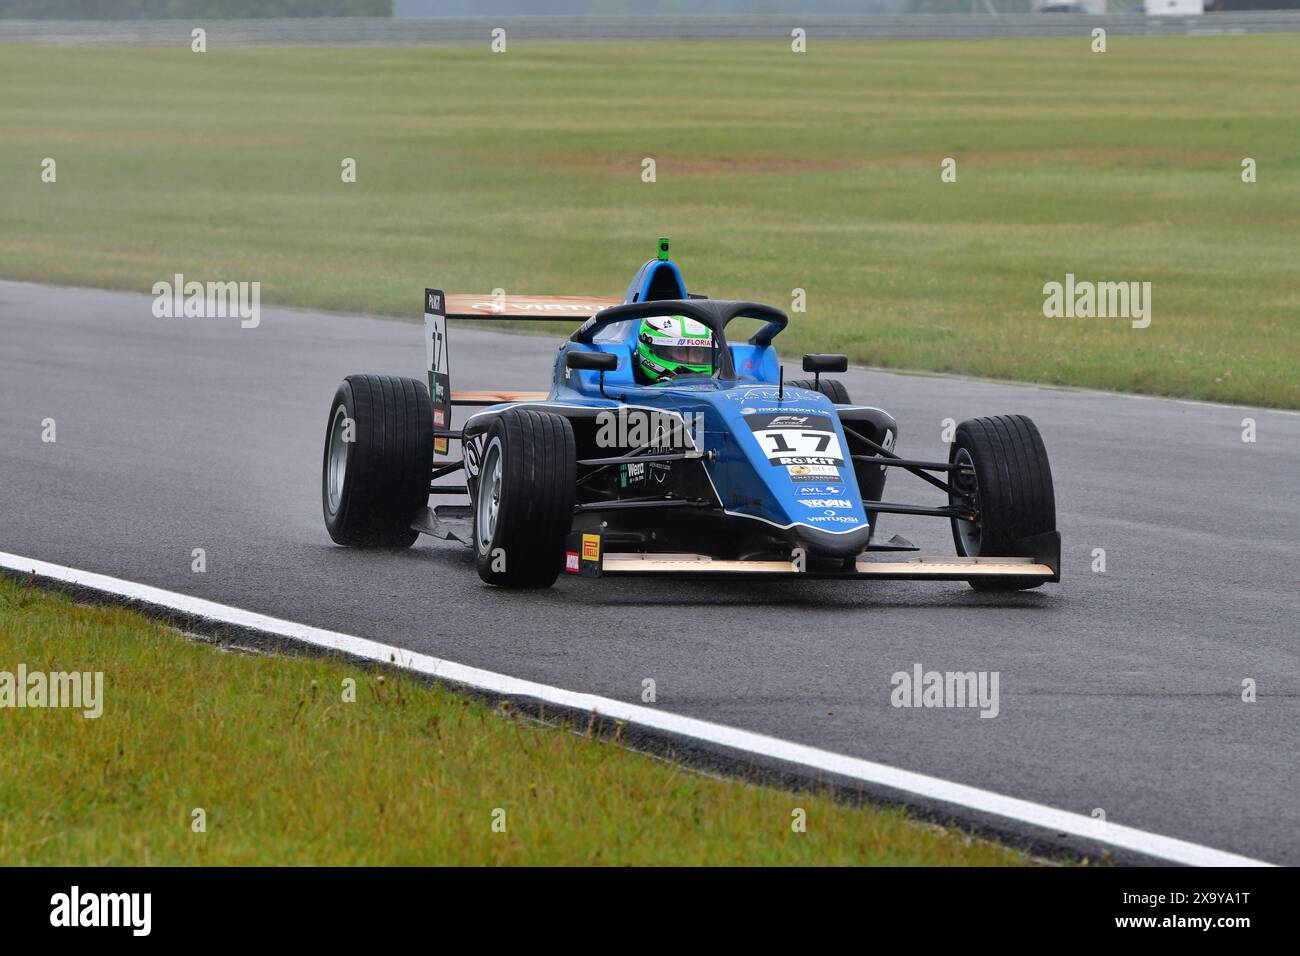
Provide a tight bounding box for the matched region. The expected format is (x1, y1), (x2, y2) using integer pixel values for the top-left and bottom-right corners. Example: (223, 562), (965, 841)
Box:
(634, 315), (714, 384)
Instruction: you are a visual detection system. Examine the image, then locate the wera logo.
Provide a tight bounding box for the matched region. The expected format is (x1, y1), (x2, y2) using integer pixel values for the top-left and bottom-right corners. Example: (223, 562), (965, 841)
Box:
(152, 273), (261, 329)
(1042, 273), (1151, 329)
(0, 664), (103, 718)
(890, 663), (1000, 718)
(50, 886), (151, 936)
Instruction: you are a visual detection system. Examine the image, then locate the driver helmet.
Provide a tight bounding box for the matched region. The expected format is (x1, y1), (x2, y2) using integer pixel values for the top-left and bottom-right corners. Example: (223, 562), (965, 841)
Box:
(634, 315), (714, 384)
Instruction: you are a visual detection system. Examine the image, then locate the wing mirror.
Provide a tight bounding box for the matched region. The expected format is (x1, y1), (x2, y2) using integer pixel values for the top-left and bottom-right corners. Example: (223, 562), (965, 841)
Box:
(566, 349), (618, 397)
(802, 354), (848, 393)
(566, 351), (618, 372)
(802, 354), (848, 374)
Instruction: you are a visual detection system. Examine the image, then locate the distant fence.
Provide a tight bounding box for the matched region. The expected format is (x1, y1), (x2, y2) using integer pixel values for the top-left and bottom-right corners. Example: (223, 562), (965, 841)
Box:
(2, 13), (1298, 44)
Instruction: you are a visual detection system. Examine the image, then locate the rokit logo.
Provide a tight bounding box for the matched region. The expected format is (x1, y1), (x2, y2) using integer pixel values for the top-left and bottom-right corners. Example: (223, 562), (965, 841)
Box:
(50, 886), (151, 936)
(778, 455), (839, 466)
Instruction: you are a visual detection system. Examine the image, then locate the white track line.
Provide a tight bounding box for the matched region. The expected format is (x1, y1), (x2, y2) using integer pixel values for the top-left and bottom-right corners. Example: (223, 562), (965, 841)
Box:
(0, 549), (1274, 868)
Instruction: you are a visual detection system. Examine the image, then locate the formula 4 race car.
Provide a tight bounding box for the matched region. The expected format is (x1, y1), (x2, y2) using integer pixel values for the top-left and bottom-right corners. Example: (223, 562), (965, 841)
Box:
(321, 239), (1060, 590)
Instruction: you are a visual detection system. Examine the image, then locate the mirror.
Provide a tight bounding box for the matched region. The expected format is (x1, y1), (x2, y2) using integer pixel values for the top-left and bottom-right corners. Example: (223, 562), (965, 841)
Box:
(802, 353), (848, 373)
(566, 350), (618, 372)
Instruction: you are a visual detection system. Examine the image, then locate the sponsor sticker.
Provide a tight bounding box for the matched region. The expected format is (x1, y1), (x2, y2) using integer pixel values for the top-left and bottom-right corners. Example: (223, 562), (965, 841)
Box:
(425, 288), (451, 455)
(723, 387), (826, 410)
(463, 434), (484, 477)
(746, 413), (844, 467)
(777, 455), (840, 466)
(798, 498), (853, 509)
(723, 388), (785, 403)
(797, 484), (844, 496)
(787, 464), (840, 482)
(619, 460), (670, 488)
(564, 551), (580, 572)
(581, 534), (601, 562)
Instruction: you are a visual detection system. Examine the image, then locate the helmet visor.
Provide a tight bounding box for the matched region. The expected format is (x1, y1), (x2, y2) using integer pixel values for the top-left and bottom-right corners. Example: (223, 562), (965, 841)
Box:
(655, 343), (713, 368)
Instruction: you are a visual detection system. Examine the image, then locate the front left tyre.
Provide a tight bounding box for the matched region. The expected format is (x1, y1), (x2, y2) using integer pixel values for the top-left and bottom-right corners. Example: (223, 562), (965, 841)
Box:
(322, 374), (432, 548)
(948, 414), (1056, 591)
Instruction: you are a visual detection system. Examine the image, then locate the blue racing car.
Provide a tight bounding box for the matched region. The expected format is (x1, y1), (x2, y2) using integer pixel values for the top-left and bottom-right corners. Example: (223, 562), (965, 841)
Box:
(321, 239), (1060, 590)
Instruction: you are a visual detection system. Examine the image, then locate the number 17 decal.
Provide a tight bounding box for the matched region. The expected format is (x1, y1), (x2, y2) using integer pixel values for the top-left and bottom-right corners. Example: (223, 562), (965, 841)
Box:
(753, 428), (844, 465)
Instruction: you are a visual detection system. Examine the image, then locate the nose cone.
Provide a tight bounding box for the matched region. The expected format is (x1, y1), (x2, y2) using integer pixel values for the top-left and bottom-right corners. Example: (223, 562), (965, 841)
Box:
(790, 522), (872, 559)
(718, 390), (871, 557)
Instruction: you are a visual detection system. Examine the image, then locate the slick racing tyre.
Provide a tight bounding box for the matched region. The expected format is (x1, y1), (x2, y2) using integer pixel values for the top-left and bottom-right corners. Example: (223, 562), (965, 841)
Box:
(322, 374), (432, 548)
(948, 415), (1056, 592)
(473, 408), (576, 588)
(787, 377), (851, 405)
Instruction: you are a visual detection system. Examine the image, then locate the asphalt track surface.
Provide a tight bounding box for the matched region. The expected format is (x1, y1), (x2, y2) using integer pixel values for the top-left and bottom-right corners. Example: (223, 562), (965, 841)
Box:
(2, 281), (1296, 864)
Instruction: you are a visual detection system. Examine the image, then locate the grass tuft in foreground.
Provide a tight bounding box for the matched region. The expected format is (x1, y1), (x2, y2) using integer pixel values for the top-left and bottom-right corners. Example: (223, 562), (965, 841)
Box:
(0, 575), (1034, 865)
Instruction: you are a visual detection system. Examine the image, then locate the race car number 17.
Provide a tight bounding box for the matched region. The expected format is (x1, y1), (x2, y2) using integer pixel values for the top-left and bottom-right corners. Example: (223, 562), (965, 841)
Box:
(745, 413), (844, 467)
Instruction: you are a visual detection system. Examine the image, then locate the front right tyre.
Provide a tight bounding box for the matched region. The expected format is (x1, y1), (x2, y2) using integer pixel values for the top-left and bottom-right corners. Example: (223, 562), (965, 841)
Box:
(473, 407), (576, 588)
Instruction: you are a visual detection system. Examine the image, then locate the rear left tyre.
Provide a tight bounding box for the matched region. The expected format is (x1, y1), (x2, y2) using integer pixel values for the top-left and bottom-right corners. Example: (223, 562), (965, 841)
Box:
(322, 374), (432, 548)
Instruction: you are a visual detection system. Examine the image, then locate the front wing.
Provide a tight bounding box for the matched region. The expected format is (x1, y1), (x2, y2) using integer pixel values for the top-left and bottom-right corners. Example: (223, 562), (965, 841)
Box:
(563, 531), (1061, 583)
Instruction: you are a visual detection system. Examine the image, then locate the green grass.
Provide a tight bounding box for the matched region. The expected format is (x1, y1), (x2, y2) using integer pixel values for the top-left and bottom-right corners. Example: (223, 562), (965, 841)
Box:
(0, 576), (1035, 865)
(1, 38), (1296, 406)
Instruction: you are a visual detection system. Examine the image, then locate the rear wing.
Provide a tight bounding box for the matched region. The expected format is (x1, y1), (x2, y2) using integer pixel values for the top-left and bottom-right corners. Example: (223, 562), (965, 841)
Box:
(424, 288), (622, 452)
(441, 293), (622, 320)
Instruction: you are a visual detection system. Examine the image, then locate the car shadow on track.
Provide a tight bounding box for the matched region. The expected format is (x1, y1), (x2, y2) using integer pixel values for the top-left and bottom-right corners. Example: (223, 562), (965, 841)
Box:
(556, 577), (1059, 612)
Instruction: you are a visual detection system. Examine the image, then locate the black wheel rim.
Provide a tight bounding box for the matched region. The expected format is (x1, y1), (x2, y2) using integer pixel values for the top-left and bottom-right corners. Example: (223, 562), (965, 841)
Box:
(950, 447), (981, 556)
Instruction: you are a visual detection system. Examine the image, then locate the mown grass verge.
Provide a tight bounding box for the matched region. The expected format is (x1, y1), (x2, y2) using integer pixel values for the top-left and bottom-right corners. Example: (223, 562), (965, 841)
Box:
(0, 575), (1035, 865)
